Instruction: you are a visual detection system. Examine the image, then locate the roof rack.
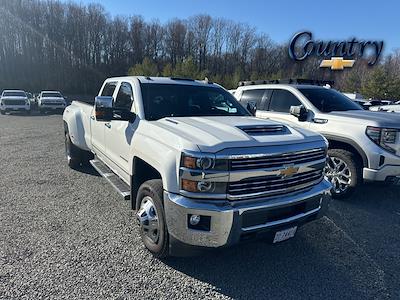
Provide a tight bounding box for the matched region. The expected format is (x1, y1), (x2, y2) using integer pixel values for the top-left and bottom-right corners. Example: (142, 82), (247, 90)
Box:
(170, 77), (195, 82)
(238, 78), (334, 87)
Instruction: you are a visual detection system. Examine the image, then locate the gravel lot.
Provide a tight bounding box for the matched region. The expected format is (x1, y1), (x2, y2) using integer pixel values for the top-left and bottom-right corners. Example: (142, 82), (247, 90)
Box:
(1, 113), (400, 299)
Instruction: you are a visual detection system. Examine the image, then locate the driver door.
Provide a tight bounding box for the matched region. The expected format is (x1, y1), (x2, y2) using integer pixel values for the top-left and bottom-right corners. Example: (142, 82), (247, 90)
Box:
(104, 81), (137, 183)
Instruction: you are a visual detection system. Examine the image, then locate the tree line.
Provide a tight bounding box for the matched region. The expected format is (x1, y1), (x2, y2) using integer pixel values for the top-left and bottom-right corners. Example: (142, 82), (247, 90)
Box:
(0, 0), (399, 100)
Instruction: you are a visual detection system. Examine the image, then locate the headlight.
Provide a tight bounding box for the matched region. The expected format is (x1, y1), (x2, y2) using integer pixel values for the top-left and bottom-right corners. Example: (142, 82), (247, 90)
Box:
(180, 152), (228, 195)
(366, 126), (399, 154)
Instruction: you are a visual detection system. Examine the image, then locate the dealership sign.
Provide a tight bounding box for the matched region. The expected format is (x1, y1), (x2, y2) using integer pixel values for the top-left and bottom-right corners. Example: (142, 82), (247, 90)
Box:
(288, 31), (384, 70)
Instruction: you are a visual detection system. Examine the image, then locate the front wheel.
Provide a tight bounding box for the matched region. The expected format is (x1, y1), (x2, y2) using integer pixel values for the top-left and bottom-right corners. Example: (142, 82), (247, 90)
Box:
(0, 110), (5, 115)
(324, 149), (362, 199)
(136, 179), (169, 258)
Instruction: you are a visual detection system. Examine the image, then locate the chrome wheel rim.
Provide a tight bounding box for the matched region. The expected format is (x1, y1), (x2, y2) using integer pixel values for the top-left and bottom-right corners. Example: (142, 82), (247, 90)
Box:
(137, 196), (160, 244)
(324, 156), (352, 194)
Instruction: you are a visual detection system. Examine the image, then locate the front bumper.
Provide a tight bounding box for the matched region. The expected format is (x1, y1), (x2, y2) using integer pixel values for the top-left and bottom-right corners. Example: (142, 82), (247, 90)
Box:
(1, 105), (30, 111)
(363, 165), (400, 182)
(39, 103), (66, 110)
(164, 179), (331, 248)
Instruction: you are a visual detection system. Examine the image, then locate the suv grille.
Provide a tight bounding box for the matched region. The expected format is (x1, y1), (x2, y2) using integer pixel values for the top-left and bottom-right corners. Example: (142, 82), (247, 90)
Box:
(230, 148), (326, 171)
(3, 100), (26, 105)
(228, 169), (323, 199)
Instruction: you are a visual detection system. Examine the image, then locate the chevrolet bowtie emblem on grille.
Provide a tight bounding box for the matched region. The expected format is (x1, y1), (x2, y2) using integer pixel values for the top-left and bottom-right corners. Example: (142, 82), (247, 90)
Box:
(280, 165), (299, 178)
(319, 57), (355, 70)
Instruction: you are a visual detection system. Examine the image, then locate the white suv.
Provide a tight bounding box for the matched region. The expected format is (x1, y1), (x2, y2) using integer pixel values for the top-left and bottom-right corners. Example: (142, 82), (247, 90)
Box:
(235, 80), (400, 199)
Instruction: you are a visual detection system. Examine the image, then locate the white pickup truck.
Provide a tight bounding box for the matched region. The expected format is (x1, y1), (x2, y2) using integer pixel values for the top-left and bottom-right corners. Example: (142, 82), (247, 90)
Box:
(0, 90), (31, 115)
(38, 91), (67, 114)
(63, 76), (331, 257)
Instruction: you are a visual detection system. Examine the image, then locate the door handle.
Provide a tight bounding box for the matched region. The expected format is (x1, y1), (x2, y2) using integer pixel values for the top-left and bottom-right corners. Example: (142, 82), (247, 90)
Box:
(105, 123), (111, 128)
(90, 116), (95, 120)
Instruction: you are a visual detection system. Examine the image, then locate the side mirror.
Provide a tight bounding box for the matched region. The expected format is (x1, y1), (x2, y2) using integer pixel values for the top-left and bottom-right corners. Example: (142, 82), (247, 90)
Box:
(246, 101), (257, 116)
(94, 96), (136, 122)
(290, 105), (308, 122)
(95, 96), (113, 121)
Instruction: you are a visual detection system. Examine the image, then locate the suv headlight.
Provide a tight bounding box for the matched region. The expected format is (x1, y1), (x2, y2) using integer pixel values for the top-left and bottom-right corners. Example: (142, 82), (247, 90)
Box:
(180, 152), (228, 195)
(366, 126), (399, 154)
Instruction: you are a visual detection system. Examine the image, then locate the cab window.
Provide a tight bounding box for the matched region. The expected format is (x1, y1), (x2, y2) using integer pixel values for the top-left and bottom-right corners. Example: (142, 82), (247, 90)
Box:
(114, 82), (133, 110)
(115, 82), (134, 110)
(269, 89), (301, 113)
(101, 82), (117, 97)
(240, 89), (266, 109)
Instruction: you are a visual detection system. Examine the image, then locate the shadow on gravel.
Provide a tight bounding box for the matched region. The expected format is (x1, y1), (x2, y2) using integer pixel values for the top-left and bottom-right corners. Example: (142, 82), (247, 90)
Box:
(164, 183), (400, 299)
(164, 235), (378, 299)
(77, 165), (101, 177)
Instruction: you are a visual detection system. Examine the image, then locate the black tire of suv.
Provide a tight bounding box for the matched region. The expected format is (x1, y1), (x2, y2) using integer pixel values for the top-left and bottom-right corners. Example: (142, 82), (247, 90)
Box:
(65, 132), (91, 169)
(136, 179), (169, 259)
(327, 149), (362, 199)
(0, 110), (5, 115)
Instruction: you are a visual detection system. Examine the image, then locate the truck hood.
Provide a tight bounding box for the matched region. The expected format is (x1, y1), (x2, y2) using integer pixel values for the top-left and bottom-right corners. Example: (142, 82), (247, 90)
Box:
(153, 116), (323, 152)
(328, 110), (400, 128)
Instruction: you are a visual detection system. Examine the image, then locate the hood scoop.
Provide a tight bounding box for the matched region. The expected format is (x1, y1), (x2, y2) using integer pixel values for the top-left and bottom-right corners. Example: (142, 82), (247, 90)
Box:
(238, 124), (290, 136)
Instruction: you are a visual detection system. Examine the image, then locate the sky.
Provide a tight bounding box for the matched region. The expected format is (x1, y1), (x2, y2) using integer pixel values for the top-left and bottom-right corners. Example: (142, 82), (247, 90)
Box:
(70, 0), (399, 53)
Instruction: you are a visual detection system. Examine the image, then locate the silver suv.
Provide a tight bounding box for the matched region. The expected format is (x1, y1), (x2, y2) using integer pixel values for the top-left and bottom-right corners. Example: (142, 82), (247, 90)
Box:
(235, 80), (400, 199)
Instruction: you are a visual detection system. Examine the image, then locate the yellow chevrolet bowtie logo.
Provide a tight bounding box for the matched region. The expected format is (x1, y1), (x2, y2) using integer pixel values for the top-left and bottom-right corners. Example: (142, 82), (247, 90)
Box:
(319, 57), (355, 70)
(280, 166), (299, 178)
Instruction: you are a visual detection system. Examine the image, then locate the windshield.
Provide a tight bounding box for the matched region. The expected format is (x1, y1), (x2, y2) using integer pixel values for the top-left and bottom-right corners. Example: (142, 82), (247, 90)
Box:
(299, 88), (363, 112)
(2, 91), (26, 97)
(140, 83), (250, 121)
(42, 92), (62, 98)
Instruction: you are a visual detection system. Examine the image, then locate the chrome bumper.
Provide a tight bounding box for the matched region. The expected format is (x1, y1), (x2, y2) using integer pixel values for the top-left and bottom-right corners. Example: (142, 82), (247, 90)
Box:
(164, 179), (332, 248)
(39, 104), (65, 109)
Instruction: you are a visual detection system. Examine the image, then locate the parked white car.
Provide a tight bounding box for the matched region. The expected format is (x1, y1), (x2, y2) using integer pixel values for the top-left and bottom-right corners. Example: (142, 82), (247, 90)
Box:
(63, 76), (331, 257)
(0, 90), (31, 115)
(369, 101), (400, 113)
(235, 80), (400, 199)
(38, 91), (66, 113)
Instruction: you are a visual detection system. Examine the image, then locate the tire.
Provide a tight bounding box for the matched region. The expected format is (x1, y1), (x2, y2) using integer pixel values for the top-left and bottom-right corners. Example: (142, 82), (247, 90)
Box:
(325, 149), (362, 199)
(65, 131), (91, 169)
(136, 179), (169, 258)
(0, 110), (5, 115)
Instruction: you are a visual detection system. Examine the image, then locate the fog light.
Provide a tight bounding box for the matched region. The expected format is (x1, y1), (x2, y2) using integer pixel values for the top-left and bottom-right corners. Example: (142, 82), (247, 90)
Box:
(197, 181), (213, 192)
(189, 214), (201, 226)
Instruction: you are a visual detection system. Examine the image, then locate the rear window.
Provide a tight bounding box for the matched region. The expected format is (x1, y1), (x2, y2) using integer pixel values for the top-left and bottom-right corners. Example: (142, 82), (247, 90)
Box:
(2, 91), (26, 97)
(42, 92), (62, 98)
(269, 89), (301, 113)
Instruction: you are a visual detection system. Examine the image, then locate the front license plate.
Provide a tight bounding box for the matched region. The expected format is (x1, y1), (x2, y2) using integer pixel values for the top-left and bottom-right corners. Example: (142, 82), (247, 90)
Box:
(273, 226), (297, 243)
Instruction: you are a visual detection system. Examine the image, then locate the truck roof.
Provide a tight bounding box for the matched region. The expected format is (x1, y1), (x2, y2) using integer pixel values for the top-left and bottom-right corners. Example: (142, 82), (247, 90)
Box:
(238, 83), (328, 90)
(106, 76), (219, 87)
(41, 90), (62, 93)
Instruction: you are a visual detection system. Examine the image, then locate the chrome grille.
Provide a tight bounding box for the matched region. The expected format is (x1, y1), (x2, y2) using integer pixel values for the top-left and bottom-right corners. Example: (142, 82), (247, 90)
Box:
(3, 100), (26, 105)
(42, 101), (62, 105)
(230, 148), (326, 171)
(228, 169), (323, 200)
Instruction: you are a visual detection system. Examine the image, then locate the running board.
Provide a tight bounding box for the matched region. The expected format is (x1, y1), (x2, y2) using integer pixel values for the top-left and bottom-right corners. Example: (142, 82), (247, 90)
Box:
(90, 159), (131, 200)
